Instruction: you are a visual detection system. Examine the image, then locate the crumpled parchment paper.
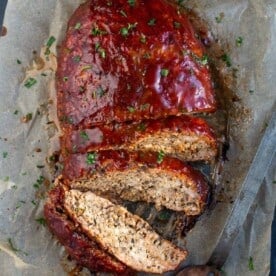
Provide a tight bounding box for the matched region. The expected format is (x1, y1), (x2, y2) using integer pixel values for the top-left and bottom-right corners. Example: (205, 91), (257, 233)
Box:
(0, 0), (275, 275)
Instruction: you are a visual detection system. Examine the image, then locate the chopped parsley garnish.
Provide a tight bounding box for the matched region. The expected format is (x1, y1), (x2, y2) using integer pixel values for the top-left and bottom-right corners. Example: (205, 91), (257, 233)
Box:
(63, 76), (68, 82)
(16, 59), (22, 64)
(176, 0), (186, 6)
(158, 209), (171, 221)
(127, 106), (135, 113)
(248, 257), (254, 271)
(140, 103), (150, 110)
(273, 180), (276, 184)
(11, 185), (17, 189)
(8, 238), (19, 252)
(91, 26), (107, 36)
(236, 36), (243, 47)
(120, 23), (137, 37)
(2, 152), (8, 158)
(148, 18), (156, 26)
(31, 200), (37, 206)
(143, 52), (151, 59)
(127, 0), (136, 7)
(157, 150), (165, 164)
(4, 176), (9, 182)
(36, 165), (45, 169)
(140, 34), (146, 43)
(249, 90), (254, 94)
(200, 54), (209, 65)
(160, 68), (169, 77)
(81, 65), (93, 71)
(96, 86), (107, 97)
(46, 36), (56, 48)
(21, 113), (33, 123)
(14, 110), (19, 115)
(73, 55), (81, 63)
(35, 217), (46, 226)
(173, 21), (181, 29)
(24, 78), (37, 88)
(74, 22), (82, 30)
(98, 48), (106, 59)
(41, 73), (47, 77)
(120, 10), (127, 17)
(137, 123), (147, 131)
(87, 152), (97, 165)
(80, 131), (90, 141)
(215, 13), (224, 23)
(33, 175), (45, 189)
(221, 54), (232, 67)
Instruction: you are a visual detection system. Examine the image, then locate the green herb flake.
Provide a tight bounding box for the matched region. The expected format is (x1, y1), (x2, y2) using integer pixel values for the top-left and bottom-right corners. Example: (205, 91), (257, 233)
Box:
(46, 36), (56, 48)
(16, 59), (22, 64)
(143, 52), (151, 59)
(91, 26), (107, 36)
(221, 54), (232, 67)
(200, 54), (209, 65)
(95, 86), (107, 97)
(127, 106), (135, 113)
(248, 257), (254, 271)
(157, 150), (165, 164)
(148, 18), (156, 26)
(74, 22), (82, 30)
(80, 131), (90, 141)
(158, 209), (171, 221)
(33, 175), (45, 189)
(120, 10), (127, 17)
(140, 34), (146, 44)
(35, 217), (46, 226)
(2, 152), (8, 158)
(63, 76), (68, 82)
(215, 13), (224, 23)
(36, 165), (45, 169)
(176, 0), (186, 7)
(25, 113), (33, 121)
(72, 55), (81, 63)
(120, 27), (129, 37)
(41, 73), (47, 77)
(81, 65), (93, 71)
(140, 103), (150, 111)
(8, 238), (19, 252)
(24, 78), (37, 88)
(11, 185), (17, 189)
(31, 200), (37, 206)
(87, 152), (97, 165)
(236, 36), (243, 47)
(160, 68), (169, 77)
(249, 90), (254, 94)
(14, 110), (19, 115)
(4, 176), (10, 182)
(273, 180), (276, 184)
(127, 0), (136, 7)
(137, 123), (147, 131)
(173, 21), (181, 29)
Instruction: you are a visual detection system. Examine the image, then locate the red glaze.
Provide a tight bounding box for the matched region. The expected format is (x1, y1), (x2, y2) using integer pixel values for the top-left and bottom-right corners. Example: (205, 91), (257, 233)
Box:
(62, 150), (209, 205)
(57, 0), (216, 129)
(61, 115), (217, 154)
(44, 185), (132, 274)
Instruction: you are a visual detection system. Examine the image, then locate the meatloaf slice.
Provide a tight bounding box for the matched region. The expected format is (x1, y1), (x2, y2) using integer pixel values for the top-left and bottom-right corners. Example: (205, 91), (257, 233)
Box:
(61, 115), (217, 161)
(44, 184), (132, 274)
(64, 189), (187, 273)
(57, 0), (216, 129)
(62, 150), (209, 215)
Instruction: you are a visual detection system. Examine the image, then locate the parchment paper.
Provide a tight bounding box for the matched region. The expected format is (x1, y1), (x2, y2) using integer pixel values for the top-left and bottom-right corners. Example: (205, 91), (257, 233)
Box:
(0, 0), (275, 275)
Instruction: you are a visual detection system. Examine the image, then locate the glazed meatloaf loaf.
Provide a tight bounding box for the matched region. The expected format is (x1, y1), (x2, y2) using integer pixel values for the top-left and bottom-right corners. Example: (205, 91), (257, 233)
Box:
(44, 185), (187, 274)
(62, 115), (217, 162)
(62, 150), (209, 216)
(57, 0), (216, 129)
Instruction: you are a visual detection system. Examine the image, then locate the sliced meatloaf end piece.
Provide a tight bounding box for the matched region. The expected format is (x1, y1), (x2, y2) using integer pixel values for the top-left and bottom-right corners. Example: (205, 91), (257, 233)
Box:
(64, 189), (187, 274)
(44, 184), (132, 274)
(61, 115), (217, 162)
(62, 151), (209, 216)
(57, 0), (216, 130)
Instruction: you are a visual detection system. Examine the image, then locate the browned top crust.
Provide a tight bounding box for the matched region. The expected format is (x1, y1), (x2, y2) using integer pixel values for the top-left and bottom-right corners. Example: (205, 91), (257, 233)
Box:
(57, 0), (216, 129)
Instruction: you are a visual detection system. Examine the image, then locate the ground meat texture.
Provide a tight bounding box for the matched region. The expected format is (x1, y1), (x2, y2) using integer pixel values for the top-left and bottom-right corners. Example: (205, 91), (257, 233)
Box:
(62, 150), (209, 216)
(57, 0), (216, 130)
(44, 185), (132, 274)
(64, 189), (187, 274)
(62, 115), (217, 162)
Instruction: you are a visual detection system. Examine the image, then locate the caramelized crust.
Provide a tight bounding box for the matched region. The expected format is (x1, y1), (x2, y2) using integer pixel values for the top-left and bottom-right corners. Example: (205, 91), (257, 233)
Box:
(61, 115), (217, 161)
(44, 184), (132, 274)
(57, 0), (216, 129)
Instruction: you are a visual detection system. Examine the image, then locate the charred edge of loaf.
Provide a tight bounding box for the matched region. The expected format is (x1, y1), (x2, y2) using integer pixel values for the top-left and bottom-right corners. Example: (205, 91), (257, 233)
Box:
(62, 150), (210, 216)
(61, 115), (218, 162)
(43, 184), (132, 274)
(64, 189), (187, 273)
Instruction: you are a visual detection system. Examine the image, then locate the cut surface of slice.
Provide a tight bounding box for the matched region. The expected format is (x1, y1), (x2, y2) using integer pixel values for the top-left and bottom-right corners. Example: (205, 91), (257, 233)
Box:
(64, 189), (187, 273)
(62, 115), (217, 162)
(44, 184), (131, 274)
(62, 150), (209, 215)
(57, 0), (216, 129)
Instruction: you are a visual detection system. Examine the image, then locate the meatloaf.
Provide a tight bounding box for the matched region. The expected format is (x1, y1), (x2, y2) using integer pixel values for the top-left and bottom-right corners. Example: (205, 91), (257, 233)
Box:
(57, 0), (216, 129)
(62, 150), (209, 216)
(44, 184), (187, 274)
(62, 115), (217, 162)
